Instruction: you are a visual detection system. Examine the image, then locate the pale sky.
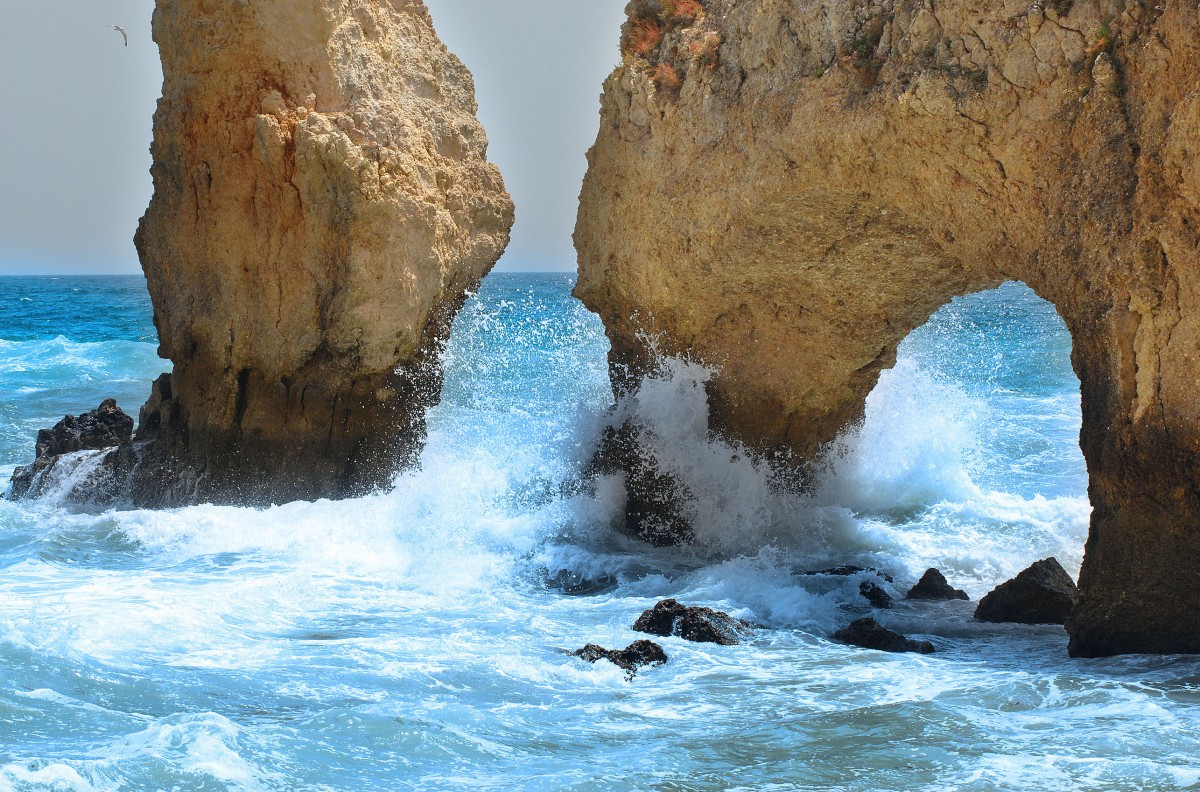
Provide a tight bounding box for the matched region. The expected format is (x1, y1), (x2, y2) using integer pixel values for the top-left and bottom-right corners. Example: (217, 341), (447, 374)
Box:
(0, 0), (626, 275)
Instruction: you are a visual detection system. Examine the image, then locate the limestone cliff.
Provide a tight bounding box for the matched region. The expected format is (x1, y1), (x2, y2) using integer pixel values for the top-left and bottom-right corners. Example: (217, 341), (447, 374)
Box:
(130, 0), (513, 504)
(575, 0), (1200, 656)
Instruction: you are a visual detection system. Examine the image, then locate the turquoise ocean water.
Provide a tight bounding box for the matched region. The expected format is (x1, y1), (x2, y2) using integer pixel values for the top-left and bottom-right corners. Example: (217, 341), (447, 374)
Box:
(0, 273), (1197, 790)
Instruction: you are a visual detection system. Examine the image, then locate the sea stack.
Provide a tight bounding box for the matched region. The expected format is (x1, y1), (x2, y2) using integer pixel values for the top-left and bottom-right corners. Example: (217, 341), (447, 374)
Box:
(574, 0), (1200, 656)
(129, 0), (513, 505)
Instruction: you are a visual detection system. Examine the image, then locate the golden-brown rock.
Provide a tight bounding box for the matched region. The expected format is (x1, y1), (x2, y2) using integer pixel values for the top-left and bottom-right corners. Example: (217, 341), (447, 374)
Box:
(131, 0), (513, 504)
(575, 0), (1200, 656)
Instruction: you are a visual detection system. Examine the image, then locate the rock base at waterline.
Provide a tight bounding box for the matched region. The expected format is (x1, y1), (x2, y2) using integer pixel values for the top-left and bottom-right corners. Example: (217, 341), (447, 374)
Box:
(572, 641), (668, 676)
(9, 400), (135, 502)
(975, 558), (1079, 626)
(834, 618), (935, 655)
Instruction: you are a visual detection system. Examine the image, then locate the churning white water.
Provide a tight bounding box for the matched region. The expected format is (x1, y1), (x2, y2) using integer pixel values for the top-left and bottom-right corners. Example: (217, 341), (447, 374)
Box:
(0, 274), (1197, 791)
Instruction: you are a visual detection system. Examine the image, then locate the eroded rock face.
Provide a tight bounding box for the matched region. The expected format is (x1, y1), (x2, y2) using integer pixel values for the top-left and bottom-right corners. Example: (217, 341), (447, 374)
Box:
(9, 400), (134, 501)
(130, 0), (513, 505)
(575, 0), (1200, 656)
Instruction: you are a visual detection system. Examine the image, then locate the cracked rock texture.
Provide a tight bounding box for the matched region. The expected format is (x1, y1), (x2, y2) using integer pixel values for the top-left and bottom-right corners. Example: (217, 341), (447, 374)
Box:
(129, 0), (512, 505)
(575, 0), (1200, 656)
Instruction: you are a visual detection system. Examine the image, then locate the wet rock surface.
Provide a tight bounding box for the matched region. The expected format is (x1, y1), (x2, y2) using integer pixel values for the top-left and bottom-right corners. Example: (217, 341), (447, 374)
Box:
(833, 618), (935, 655)
(632, 599), (750, 645)
(906, 569), (970, 602)
(572, 640), (668, 675)
(9, 399), (134, 500)
(591, 422), (694, 546)
(975, 558), (1079, 625)
(859, 580), (895, 609)
(807, 566), (895, 583)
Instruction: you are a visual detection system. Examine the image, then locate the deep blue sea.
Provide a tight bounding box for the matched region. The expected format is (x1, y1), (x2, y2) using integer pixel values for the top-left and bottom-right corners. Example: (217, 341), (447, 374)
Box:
(1, 273), (1198, 791)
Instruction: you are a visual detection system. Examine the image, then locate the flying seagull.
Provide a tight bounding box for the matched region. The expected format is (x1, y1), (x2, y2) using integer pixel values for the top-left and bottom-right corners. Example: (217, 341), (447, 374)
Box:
(111, 25), (128, 46)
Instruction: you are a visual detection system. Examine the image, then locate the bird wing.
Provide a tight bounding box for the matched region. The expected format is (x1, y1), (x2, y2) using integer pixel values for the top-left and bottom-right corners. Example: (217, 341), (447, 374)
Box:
(112, 26), (128, 46)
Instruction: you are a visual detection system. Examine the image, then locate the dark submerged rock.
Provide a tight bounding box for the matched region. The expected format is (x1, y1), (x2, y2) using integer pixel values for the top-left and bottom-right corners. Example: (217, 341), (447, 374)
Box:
(806, 566), (895, 583)
(632, 598), (751, 645)
(833, 618), (935, 654)
(906, 568), (970, 601)
(974, 558), (1079, 625)
(10, 399), (134, 500)
(572, 640), (668, 675)
(859, 580), (895, 609)
(545, 569), (619, 596)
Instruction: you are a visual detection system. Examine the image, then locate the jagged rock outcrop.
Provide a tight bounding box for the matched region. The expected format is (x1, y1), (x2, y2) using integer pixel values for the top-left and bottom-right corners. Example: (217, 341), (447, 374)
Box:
(632, 598), (752, 645)
(906, 569), (970, 601)
(9, 400), (135, 501)
(119, 0), (513, 505)
(974, 557), (1080, 624)
(575, 0), (1200, 656)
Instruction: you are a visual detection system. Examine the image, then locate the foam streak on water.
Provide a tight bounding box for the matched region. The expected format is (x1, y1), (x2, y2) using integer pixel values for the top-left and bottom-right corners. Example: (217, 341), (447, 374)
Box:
(0, 275), (1197, 791)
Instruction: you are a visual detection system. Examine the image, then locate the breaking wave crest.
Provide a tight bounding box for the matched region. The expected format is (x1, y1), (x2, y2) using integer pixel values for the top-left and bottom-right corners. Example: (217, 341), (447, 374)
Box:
(5, 275), (1193, 792)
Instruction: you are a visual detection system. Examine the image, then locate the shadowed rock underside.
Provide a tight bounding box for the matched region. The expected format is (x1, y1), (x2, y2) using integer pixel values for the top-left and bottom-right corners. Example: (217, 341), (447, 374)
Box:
(574, 0), (1200, 656)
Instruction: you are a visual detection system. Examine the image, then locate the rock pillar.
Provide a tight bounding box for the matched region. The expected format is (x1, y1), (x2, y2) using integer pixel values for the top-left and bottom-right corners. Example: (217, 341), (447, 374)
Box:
(132, 0), (513, 504)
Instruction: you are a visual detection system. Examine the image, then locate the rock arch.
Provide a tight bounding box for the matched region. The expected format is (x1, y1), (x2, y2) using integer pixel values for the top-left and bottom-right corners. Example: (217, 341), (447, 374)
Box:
(574, 0), (1200, 656)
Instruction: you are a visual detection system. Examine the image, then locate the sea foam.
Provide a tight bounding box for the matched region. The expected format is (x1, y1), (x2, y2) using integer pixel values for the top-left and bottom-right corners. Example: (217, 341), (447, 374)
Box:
(3, 275), (1188, 792)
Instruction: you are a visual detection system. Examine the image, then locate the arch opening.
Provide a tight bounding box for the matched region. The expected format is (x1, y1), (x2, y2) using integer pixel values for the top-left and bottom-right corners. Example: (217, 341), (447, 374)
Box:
(818, 281), (1091, 593)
